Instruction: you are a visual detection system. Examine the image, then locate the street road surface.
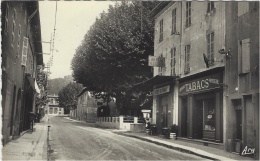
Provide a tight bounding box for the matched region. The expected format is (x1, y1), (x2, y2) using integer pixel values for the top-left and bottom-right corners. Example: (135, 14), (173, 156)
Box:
(48, 116), (207, 160)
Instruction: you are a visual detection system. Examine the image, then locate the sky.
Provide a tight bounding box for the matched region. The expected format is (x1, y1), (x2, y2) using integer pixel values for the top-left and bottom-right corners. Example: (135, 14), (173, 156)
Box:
(39, 1), (115, 79)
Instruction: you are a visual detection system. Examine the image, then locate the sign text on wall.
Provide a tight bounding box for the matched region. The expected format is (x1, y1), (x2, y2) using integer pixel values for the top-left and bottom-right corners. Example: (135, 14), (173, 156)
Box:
(153, 85), (170, 95)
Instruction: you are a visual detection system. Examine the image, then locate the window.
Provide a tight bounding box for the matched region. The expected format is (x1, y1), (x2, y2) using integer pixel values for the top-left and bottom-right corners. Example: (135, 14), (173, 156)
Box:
(13, 9), (17, 19)
(207, 31), (214, 65)
(238, 38), (250, 73)
(186, 2), (191, 28)
(207, 2), (215, 13)
(171, 9), (177, 34)
(158, 54), (163, 75)
(170, 48), (176, 76)
(203, 99), (216, 131)
(5, 3), (9, 32)
(11, 21), (16, 44)
(184, 45), (190, 74)
(159, 19), (163, 42)
(238, 2), (249, 17)
(24, 11), (27, 24)
(17, 25), (21, 48)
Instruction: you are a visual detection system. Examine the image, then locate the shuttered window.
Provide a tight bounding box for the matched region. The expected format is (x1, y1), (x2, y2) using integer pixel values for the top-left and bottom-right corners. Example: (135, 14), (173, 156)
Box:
(184, 45), (190, 74)
(171, 48), (176, 76)
(172, 9), (177, 34)
(238, 2), (249, 17)
(238, 38), (250, 73)
(159, 19), (163, 42)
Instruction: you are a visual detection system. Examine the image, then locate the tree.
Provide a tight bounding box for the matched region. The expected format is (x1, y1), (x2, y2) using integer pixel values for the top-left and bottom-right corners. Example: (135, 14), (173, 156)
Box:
(35, 64), (48, 106)
(58, 82), (83, 113)
(71, 2), (158, 113)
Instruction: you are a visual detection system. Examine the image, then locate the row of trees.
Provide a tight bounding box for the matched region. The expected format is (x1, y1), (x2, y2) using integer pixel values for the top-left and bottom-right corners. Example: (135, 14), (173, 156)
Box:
(71, 2), (158, 113)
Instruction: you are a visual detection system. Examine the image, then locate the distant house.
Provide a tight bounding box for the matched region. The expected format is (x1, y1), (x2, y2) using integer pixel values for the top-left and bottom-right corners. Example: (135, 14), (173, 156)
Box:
(46, 94), (64, 115)
(70, 88), (117, 122)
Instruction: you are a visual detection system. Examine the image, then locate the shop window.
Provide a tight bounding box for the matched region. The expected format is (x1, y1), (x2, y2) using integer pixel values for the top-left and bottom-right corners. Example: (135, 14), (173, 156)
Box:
(186, 1), (191, 28)
(203, 99), (216, 131)
(170, 48), (176, 76)
(238, 38), (250, 74)
(159, 19), (163, 42)
(207, 31), (214, 65)
(238, 2), (249, 17)
(171, 9), (177, 34)
(184, 45), (190, 74)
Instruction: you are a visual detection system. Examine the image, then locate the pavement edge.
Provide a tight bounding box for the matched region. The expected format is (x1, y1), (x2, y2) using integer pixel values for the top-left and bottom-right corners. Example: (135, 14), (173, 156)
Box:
(113, 132), (219, 161)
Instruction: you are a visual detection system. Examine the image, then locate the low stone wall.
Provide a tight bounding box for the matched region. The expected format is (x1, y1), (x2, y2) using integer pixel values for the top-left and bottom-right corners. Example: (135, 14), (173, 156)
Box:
(96, 116), (144, 131)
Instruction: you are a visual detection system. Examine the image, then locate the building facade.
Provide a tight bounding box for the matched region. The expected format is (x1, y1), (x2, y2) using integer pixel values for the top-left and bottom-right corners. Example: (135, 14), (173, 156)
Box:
(2, 1), (43, 145)
(225, 2), (259, 159)
(46, 94), (64, 115)
(70, 88), (117, 122)
(148, 1), (259, 158)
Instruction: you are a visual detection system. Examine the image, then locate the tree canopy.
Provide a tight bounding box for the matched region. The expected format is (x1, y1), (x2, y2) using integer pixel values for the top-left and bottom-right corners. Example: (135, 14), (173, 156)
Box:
(71, 2), (158, 113)
(58, 82), (83, 112)
(35, 64), (49, 106)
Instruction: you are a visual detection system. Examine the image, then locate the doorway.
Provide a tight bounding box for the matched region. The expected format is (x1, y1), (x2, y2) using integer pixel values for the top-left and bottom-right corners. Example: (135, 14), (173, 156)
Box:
(194, 100), (203, 139)
(181, 97), (188, 137)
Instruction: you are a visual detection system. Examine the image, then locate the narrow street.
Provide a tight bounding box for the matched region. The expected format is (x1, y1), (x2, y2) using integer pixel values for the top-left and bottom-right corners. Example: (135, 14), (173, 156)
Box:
(48, 116), (206, 160)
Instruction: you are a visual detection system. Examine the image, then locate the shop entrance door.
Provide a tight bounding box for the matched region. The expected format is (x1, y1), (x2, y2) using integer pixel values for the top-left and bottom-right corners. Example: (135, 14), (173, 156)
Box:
(159, 95), (168, 129)
(181, 97), (188, 137)
(194, 100), (203, 139)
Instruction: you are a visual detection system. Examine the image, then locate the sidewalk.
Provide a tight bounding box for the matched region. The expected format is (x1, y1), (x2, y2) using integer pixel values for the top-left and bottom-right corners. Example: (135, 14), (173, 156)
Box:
(112, 131), (254, 161)
(2, 115), (49, 161)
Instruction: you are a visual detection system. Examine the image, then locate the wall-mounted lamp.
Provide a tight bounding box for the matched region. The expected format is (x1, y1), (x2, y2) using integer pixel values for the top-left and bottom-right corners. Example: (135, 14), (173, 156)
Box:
(218, 48), (231, 59)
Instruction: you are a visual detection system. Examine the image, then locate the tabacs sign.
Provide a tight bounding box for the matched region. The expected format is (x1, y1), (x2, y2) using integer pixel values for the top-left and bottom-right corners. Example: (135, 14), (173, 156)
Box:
(179, 74), (222, 95)
(148, 56), (165, 67)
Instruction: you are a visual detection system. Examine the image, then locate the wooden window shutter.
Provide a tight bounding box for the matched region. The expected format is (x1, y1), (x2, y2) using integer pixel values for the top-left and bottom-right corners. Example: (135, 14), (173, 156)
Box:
(241, 38), (250, 73)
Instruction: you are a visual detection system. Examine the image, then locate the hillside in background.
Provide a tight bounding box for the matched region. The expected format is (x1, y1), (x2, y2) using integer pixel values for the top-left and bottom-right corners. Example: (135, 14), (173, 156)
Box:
(47, 75), (75, 94)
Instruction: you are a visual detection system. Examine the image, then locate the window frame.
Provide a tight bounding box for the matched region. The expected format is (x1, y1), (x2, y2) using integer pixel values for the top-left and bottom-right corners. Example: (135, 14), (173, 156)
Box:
(170, 48), (176, 76)
(4, 3), (9, 33)
(238, 38), (250, 74)
(159, 19), (164, 42)
(206, 31), (214, 66)
(207, 1), (215, 13)
(186, 1), (191, 28)
(184, 45), (191, 74)
(171, 9), (177, 34)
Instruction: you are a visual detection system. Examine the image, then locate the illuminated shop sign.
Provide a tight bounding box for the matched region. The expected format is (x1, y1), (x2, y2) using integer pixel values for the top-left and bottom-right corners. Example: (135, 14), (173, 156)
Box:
(179, 74), (222, 95)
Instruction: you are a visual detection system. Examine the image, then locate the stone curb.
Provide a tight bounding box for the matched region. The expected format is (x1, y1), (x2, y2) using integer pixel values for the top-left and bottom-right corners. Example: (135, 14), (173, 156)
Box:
(113, 132), (220, 161)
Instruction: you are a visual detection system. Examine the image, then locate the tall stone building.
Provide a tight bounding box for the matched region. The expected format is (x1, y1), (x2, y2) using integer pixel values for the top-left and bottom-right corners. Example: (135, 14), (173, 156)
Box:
(140, 1), (259, 158)
(2, 1), (43, 145)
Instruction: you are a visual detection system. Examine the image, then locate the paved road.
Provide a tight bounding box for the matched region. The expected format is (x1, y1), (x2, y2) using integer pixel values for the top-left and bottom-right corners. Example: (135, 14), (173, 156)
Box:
(48, 116), (207, 160)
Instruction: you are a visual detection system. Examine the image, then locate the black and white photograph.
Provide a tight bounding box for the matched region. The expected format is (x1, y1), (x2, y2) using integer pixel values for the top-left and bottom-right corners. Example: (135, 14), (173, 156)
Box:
(1, 1), (259, 160)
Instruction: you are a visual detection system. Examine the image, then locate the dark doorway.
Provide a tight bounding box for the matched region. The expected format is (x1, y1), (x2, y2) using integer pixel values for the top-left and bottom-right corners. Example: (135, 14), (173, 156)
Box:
(181, 97), (188, 137)
(10, 86), (16, 135)
(194, 100), (203, 139)
(236, 110), (242, 140)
